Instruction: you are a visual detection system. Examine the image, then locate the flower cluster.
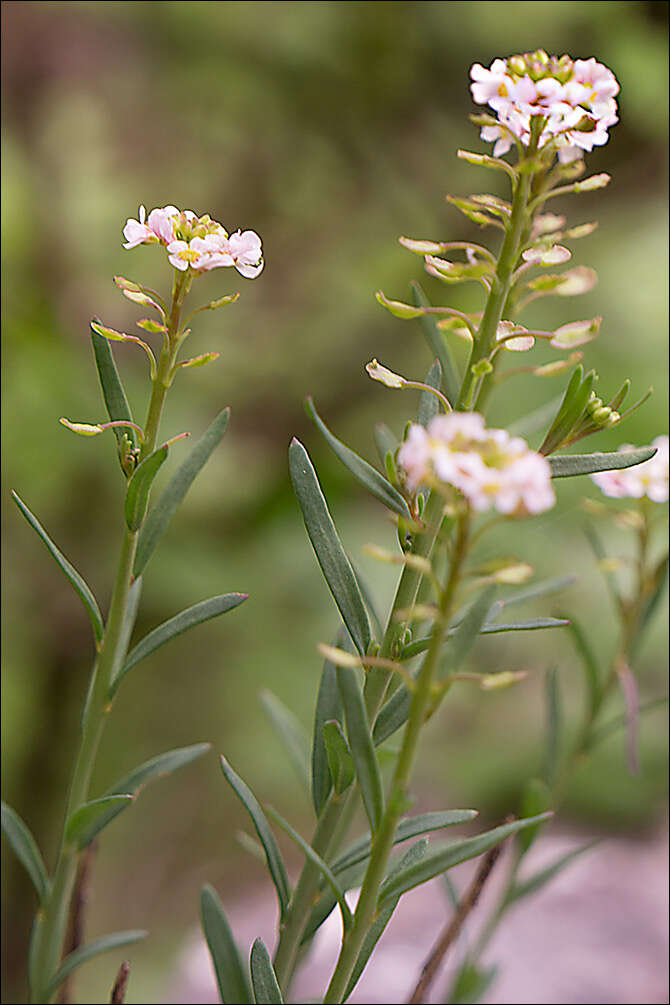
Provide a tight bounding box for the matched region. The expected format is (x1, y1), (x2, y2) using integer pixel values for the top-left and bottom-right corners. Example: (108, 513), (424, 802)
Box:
(122, 205), (264, 278)
(591, 435), (669, 502)
(470, 50), (619, 163)
(398, 413), (555, 516)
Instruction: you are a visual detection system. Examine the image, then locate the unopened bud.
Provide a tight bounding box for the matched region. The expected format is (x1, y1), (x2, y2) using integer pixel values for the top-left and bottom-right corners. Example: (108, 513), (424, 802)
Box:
(207, 293), (240, 310)
(575, 173), (611, 193)
(114, 275), (141, 292)
(480, 671), (528, 691)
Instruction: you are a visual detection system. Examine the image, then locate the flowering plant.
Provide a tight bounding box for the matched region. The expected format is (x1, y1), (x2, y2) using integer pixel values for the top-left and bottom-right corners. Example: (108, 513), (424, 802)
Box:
(2, 51), (667, 1005)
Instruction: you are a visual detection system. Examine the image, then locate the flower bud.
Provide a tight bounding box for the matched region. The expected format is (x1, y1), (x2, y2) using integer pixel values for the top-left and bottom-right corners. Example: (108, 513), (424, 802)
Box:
(480, 671), (527, 691)
(575, 173), (611, 192)
(207, 293), (240, 310)
(113, 275), (142, 292)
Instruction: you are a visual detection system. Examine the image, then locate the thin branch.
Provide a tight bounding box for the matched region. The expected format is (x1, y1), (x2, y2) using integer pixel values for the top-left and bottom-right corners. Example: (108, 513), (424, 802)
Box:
(407, 837), (505, 1004)
(110, 961), (131, 1004)
(57, 841), (97, 1004)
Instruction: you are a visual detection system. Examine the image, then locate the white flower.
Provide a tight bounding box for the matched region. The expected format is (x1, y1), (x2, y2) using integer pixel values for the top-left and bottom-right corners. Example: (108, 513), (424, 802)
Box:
(122, 205), (157, 249)
(470, 50), (619, 162)
(591, 436), (669, 503)
(227, 230), (264, 278)
(397, 413), (555, 516)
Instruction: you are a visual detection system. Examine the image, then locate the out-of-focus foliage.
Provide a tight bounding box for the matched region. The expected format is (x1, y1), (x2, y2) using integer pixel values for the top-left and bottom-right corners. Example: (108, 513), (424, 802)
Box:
(1, 3), (667, 1002)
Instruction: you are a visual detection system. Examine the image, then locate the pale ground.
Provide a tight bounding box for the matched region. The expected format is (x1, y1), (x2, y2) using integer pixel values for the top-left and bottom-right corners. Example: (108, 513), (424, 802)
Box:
(170, 827), (669, 1005)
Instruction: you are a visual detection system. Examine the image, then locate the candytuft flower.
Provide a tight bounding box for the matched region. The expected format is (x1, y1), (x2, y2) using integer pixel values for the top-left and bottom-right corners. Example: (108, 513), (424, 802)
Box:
(470, 50), (619, 163)
(123, 206), (264, 278)
(591, 436), (669, 502)
(398, 413), (555, 516)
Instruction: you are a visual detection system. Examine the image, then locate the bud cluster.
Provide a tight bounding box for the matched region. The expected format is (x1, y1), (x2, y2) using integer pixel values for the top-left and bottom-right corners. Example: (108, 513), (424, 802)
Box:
(470, 50), (619, 163)
(398, 413), (555, 516)
(123, 205), (264, 278)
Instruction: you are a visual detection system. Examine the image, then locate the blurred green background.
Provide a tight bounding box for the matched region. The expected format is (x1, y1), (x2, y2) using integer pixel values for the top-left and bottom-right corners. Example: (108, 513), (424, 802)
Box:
(2, 2), (668, 1002)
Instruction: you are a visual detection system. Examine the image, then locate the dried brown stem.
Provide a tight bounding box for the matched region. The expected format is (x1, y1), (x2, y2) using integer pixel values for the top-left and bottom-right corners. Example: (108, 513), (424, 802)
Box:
(407, 838), (505, 1004)
(57, 841), (97, 1004)
(109, 961), (131, 1004)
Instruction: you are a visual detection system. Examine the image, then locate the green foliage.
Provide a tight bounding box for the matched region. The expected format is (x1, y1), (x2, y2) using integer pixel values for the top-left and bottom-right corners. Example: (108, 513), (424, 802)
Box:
(201, 885), (252, 1005)
(44, 930), (148, 1001)
(90, 324), (138, 461)
(549, 447), (656, 478)
(124, 444), (168, 531)
(64, 795), (134, 850)
(1, 803), (50, 904)
(249, 939), (283, 1004)
(336, 666), (384, 832)
(311, 646), (345, 815)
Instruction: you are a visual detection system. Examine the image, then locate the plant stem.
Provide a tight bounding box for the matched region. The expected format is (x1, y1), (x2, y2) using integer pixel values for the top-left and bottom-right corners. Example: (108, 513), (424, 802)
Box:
(323, 513), (469, 1004)
(29, 274), (188, 1003)
(273, 492), (445, 992)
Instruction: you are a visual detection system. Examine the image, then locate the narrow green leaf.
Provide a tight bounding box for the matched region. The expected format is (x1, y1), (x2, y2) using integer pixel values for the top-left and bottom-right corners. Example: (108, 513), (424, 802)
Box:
(544, 668), (562, 786)
(299, 860), (368, 947)
(332, 809), (479, 876)
(260, 690), (310, 790)
(289, 439), (371, 655)
(539, 365), (592, 455)
(550, 447), (656, 478)
(11, 492), (104, 644)
(372, 684), (411, 746)
(112, 593), (248, 695)
(134, 407), (230, 575)
(441, 586), (496, 676)
(107, 743), (211, 796)
(337, 666), (384, 832)
(1, 802), (49, 903)
(417, 359), (443, 428)
(65, 795), (134, 850)
(508, 839), (599, 904)
(90, 324), (138, 455)
(107, 574), (143, 699)
(498, 575), (577, 609)
(311, 645), (345, 815)
(250, 939), (283, 1004)
(410, 281), (460, 404)
(125, 444), (168, 531)
(373, 423), (398, 466)
(220, 757), (290, 918)
(323, 720), (355, 794)
(563, 616), (602, 719)
(378, 814), (552, 904)
(45, 930), (148, 1000)
(402, 615), (569, 662)
(201, 885), (252, 1005)
(517, 778), (552, 854)
(266, 806), (353, 931)
(305, 398), (410, 517)
(447, 962), (499, 1004)
(638, 553), (669, 641)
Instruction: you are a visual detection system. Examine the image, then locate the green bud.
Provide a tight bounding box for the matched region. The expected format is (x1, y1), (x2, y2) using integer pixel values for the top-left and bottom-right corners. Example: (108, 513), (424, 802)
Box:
(208, 293), (240, 310)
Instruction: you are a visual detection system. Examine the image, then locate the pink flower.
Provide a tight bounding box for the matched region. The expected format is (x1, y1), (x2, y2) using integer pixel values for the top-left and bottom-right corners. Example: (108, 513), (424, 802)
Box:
(122, 206), (157, 249)
(227, 230), (264, 278)
(591, 436), (669, 503)
(147, 205), (179, 243)
(397, 413), (555, 516)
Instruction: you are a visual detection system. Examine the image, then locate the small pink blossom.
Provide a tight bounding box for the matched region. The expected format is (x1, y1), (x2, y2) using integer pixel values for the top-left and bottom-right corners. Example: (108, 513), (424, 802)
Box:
(397, 413), (555, 516)
(227, 230), (264, 278)
(122, 206), (157, 249)
(591, 436), (669, 503)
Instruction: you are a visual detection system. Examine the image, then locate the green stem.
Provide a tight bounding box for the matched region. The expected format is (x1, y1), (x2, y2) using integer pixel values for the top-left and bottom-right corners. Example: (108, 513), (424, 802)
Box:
(29, 272), (189, 1003)
(324, 513), (469, 1004)
(273, 492), (445, 993)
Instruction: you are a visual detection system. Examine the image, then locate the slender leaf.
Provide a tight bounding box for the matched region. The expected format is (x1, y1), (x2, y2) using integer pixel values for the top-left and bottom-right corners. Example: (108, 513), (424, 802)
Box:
(378, 814), (552, 904)
(373, 422), (398, 466)
(544, 668), (562, 786)
(11, 492), (104, 644)
(508, 839), (600, 903)
(447, 962), (499, 1004)
(323, 720), (355, 795)
(305, 398), (410, 517)
(498, 575), (577, 609)
(638, 553), (669, 640)
(220, 757), (290, 918)
(201, 885), (251, 1005)
(134, 407), (230, 575)
(107, 743), (211, 796)
(90, 324), (138, 454)
(550, 447), (656, 478)
(250, 939), (283, 1004)
(45, 930), (148, 1000)
(410, 280), (460, 404)
(540, 366), (594, 455)
(289, 438), (371, 654)
(354, 566), (384, 639)
(260, 691), (310, 790)
(332, 809), (479, 876)
(517, 778), (552, 854)
(1, 802), (49, 903)
(125, 444), (168, 531)
(441, 586), (496, 676)
(300, 860), (368, 948)
(311, 645), (345, 815)
(564, 615), (602, 719)
(417, 359), (443, 428)
(107, 574), (143, 698)
(113, 593), (248, 694)
(402, 615), (569, 662)
(372, 684), (412, 746)
(65, 795), (134, 850)
(266, 806), (352, 931)
(337, 666), (384, 832)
